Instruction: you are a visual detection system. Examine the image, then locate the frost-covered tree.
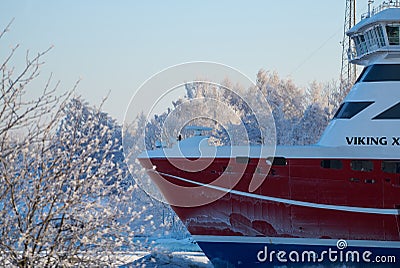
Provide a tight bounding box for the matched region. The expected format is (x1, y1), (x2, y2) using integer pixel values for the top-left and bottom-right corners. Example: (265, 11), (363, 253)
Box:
(256, 69), (306, 144)
(0, 23), (140, 267)
(141, 81), (248, 148)
(123, 117), (190, 243)
(292, 103), (330, 145)
(256, 69), (340, 145)
(143, 71), (338, 148)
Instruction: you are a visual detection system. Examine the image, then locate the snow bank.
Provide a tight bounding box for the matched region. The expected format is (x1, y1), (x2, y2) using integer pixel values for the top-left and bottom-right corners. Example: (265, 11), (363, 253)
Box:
(120, 238), (212, 267)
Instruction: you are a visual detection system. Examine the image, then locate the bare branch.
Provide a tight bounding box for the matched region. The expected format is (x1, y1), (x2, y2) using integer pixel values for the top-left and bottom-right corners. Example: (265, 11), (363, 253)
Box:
(0, 18), (14, 40)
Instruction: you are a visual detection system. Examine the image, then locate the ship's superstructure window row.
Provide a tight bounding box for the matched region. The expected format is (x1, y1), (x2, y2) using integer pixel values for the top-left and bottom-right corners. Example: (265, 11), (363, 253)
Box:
(350, 22), (400, 60)
(334, 101), (374, 119)
(357, 64), (400, 82)
(334, 99), (400, 120)
(352, 25), (387, 55)
(373, 102), (400, 119)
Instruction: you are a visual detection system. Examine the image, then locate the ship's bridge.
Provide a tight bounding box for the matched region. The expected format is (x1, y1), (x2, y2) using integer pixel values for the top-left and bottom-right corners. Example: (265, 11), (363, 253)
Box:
(348, 2), (400, 65)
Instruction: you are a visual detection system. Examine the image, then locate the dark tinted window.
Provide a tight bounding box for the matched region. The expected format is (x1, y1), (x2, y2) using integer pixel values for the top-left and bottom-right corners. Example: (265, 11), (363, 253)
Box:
(382, 161), (400, 174)
(373, 102), (400, 119)
(273, 157), (287, 166)
(321, 159), (343, 170)
(334, 102), (374, 119)
(361, 64), (400, 82)
(351, 160), (373, 172)
(236, 156), (249, 164)
(355, 66), (370, 84)
(386, 25), (400, 45)
(267, 156), (287, 166)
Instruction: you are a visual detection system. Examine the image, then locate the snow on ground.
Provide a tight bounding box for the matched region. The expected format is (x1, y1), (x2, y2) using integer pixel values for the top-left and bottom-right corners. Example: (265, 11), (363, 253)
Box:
(153, 237), (202, 252)
(119, 237), (213, 267)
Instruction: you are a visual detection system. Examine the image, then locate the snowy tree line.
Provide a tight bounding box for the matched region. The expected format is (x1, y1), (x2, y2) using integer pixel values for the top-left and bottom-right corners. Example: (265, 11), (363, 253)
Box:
(256, 69), (340, 145)
(144, 69), (343, 149)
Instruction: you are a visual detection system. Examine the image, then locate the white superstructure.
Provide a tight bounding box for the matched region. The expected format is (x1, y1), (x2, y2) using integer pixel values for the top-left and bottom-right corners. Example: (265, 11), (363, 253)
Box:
(318, 7), (400, 149)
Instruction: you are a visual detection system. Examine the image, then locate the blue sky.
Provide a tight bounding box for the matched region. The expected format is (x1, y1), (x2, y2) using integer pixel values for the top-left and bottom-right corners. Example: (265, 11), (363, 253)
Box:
(1, 1), (373, 122)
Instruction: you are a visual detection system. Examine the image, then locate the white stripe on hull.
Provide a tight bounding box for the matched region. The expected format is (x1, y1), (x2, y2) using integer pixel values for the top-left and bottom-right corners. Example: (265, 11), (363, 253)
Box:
(158, 171), (400, 215)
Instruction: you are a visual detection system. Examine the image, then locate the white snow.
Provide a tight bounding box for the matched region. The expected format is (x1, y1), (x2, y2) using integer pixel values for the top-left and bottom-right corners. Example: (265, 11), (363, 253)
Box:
(118, 237), (213, 267)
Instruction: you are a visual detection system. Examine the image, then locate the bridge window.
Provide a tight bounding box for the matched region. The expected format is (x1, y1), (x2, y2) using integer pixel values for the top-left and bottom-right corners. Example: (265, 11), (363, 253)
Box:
(352, 35), (362, 55)
(373, 102), (400, 119)
(382, 161), (400, 174)
(334, 102), (374, 119)
(375, 25), (386, 47)
(363, 25), (387, 50)
(365, 29), (378, 50)
(351, 25), (387, 59)
(386, 24), (400, 45)
(357, 34), (368, 54)
(351, 160), (373, 172)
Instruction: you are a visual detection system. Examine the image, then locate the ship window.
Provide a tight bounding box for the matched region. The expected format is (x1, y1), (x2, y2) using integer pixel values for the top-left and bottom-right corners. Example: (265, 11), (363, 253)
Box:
(267, 156), (287, 166)
(352, 36), (362, 56)
(351, 160), (373, 172)
(373, 102), (400, 119)
(358, 34), (368, 54)
(321, 159), (343, 170)
(355, 66), (370, 83)
(333, 102), (374, 119)
(361, 64), (400, 82)
(386, 24), (400, 45)
(222, 166), (232, 172)
(375, 25), (386, 47)
(382, 161), (400, 174)
(365, 29), (378, 50)
(236, 156), (249, 164)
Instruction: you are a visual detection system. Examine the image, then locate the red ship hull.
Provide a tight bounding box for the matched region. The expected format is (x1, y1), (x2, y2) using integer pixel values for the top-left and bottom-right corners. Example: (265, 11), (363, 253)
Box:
(142, 157), (400, 240)
(140, 156), (400, 266)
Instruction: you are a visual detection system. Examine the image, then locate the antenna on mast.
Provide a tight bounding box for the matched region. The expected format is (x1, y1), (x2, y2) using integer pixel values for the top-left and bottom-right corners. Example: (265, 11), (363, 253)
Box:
(367, 0), (374, 17)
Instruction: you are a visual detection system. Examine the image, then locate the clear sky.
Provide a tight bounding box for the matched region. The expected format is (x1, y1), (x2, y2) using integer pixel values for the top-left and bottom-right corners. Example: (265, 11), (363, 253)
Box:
(1, 0), (374, 122)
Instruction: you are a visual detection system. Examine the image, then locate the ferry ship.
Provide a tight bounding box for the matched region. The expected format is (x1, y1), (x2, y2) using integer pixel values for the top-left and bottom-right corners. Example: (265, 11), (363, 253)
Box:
(139, 3), (400, 267)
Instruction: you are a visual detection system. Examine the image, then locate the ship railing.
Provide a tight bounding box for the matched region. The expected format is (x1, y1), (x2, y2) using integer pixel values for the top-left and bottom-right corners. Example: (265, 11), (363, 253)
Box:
(361, 0), (400, 20)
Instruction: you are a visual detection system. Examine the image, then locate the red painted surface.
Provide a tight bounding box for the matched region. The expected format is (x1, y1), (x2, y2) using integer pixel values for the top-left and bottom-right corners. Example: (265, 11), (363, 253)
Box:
(140, 157), (400, 241)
